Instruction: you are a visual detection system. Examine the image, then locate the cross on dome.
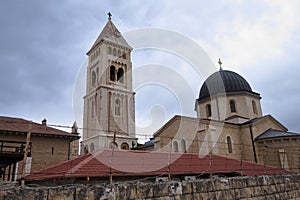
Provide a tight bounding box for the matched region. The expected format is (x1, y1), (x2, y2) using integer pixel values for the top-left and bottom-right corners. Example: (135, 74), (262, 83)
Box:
(218, 58), (223, 71)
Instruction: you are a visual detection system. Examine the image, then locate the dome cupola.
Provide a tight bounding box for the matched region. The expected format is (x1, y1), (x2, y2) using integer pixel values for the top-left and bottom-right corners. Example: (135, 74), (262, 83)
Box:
(198, 70), (254, 100)
(195, 62), (262, 122)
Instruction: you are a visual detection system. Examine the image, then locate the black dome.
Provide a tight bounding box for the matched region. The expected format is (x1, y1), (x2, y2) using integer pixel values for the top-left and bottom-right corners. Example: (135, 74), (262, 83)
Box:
(199, 70), (253, 99)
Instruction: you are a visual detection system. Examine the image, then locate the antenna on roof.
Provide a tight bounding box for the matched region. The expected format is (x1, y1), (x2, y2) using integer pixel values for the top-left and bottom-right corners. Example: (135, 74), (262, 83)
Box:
(107, 12), (112, 21)
(218, 58), (223, 71)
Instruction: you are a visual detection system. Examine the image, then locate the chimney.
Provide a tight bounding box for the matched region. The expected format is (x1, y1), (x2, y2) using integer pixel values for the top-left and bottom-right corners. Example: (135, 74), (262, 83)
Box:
(42, 118), (47, 126)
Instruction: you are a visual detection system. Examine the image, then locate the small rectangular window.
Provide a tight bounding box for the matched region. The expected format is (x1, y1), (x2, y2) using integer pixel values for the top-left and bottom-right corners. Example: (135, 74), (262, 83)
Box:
(230, 100), (236, 113)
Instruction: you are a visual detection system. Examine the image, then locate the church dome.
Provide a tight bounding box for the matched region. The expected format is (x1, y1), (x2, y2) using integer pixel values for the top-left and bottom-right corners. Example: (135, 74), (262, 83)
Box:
(199, 70), (253, 100)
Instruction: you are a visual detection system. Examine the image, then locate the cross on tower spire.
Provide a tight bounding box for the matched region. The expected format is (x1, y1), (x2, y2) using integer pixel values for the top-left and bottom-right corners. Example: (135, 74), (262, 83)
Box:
(107, 12), (112, 21)
(218, 58), (223, 71)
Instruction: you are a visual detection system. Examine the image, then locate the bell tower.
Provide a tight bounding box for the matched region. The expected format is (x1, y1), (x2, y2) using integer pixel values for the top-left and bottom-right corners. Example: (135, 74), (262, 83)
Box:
(82, 13), (137, 153)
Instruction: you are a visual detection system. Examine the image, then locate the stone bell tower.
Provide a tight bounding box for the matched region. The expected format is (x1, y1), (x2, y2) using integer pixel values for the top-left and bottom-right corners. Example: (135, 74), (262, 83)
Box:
(82, 13), (137, 153)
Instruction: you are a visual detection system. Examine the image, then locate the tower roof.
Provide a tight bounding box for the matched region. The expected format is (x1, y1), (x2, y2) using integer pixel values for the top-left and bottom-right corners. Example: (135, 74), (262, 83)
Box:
(87, 19), (132, 54)
(255, 129), (300, 140)
(198, 70), (258, 100)
(0, 116), (79, 139)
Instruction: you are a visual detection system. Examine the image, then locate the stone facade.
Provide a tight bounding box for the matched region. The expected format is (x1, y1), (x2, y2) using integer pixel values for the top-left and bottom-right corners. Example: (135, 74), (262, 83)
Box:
(195, 92), (262, 121)
(153, 116), (200, 153)
(153, 115), (290, 160)
(256, 136), (300, 172)
(151, 68), (300, 173)
(153, 114), (300, 172)
(82, 17), (137, 153)
(1, 174), (300, 199)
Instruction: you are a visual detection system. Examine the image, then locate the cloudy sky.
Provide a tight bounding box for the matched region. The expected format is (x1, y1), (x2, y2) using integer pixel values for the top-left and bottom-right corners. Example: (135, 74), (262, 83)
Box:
(1, 0), (300, 141)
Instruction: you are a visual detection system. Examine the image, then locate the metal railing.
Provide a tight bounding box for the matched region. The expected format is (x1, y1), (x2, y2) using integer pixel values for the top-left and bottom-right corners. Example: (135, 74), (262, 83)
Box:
(0, 140), (31, 155)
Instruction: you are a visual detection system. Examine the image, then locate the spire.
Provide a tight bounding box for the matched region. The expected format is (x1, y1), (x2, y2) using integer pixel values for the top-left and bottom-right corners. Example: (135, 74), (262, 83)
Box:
(86, 13), (132, 55)
(72, 121), (78, 134)
(218, 58), (223, 71)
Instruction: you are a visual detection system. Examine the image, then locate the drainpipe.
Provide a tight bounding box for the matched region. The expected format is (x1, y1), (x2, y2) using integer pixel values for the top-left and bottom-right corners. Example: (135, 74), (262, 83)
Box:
(21, 121), (32, 186)
(215, 96), (220, 121)
(68, 138), (71, 160)
(249, 125), (257, 163)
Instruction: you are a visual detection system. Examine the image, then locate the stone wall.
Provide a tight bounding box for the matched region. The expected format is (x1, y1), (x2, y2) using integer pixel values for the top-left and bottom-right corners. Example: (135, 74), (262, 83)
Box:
(1, 174), (300, 199)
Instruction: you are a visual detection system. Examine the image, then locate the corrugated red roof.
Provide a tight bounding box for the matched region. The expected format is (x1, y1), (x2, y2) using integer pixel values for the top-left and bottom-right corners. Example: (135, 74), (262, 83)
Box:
(25, 149), (289, 181)
(0, 116), (78, 138)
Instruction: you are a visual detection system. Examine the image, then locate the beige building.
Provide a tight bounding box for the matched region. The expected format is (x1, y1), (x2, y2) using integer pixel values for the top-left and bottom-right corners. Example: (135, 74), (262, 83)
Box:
(151, 67), (300, 172)
(0, 116), (79, 181)
(82, 14), (137, 153)
(80, 14), (300, 172)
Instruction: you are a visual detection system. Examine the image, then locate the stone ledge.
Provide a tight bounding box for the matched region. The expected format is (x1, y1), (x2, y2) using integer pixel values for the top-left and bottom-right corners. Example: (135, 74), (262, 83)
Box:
(1, 174), (300, 200)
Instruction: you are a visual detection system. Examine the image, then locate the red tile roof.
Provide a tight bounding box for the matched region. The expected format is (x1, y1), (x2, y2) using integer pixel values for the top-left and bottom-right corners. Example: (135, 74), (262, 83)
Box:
(0, 116), (78, 138)
(25, 149), (289, 181)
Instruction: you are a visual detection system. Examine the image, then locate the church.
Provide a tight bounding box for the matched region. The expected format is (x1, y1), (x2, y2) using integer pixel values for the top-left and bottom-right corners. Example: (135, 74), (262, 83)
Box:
(81, 14), (300, 173)
(82, 13), (137, 152)
(150, 66), (300, 173)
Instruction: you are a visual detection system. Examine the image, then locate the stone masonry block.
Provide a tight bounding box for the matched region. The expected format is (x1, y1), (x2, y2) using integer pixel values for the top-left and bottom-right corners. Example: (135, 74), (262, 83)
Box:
(198, 192), (209, 200)
(100, 185), (115, 200)
(225, 189), (236, 199)
(214, 178), (229, 191)
(205, 180), (216, 192)
(239, 187), (252, 198)
(136, 182), (153, 199)
(181, 181), (193, 195)
(229, 177), (247, 189)
(194, 180), (207, 193)
(48, 186), (74, 200)
(88, 185), (105, 200)
(153, 183), (169, 198)
(169, 181), (182, 196)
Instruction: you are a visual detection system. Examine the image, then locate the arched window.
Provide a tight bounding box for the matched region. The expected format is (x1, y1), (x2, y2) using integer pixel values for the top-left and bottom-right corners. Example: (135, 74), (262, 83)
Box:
(230, 100), (236, 113)
(181, 139), (187, 153)
(91, 101), (95, 118)
(173, 141), (178, 152)
(117, 68), (124, 83)
(122, 51), (126, 59)
(92, 71), (96, 86)
(227, 136), (233, 153)
(108, 47), (112, 55)
(115, 99), (121, 116)
(121, 142), (129, 150)
(110, 65), (116, 81)
(206, 104), (212, 117)
(84, 145), (89, 155)
(113, 48), (117, 56)
(118, 49), (121, 58)
(96, 67), (99, 81)
(252, 100), (257, 114)
(90, 143), (95, 152)
(110, 142), (118, 149)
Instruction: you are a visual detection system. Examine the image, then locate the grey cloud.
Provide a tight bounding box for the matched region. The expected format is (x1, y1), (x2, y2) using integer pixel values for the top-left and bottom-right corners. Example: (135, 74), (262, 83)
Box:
(1, 0), (300, 137)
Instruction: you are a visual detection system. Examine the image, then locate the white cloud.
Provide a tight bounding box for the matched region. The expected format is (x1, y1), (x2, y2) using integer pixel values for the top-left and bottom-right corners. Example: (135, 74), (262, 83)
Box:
(213, 0), (300, 68)
(2, 0), (300, 138)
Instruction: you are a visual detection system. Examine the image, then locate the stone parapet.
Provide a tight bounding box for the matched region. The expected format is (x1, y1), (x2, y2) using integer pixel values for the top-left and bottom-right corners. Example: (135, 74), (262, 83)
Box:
(1, 174), (300, 199)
